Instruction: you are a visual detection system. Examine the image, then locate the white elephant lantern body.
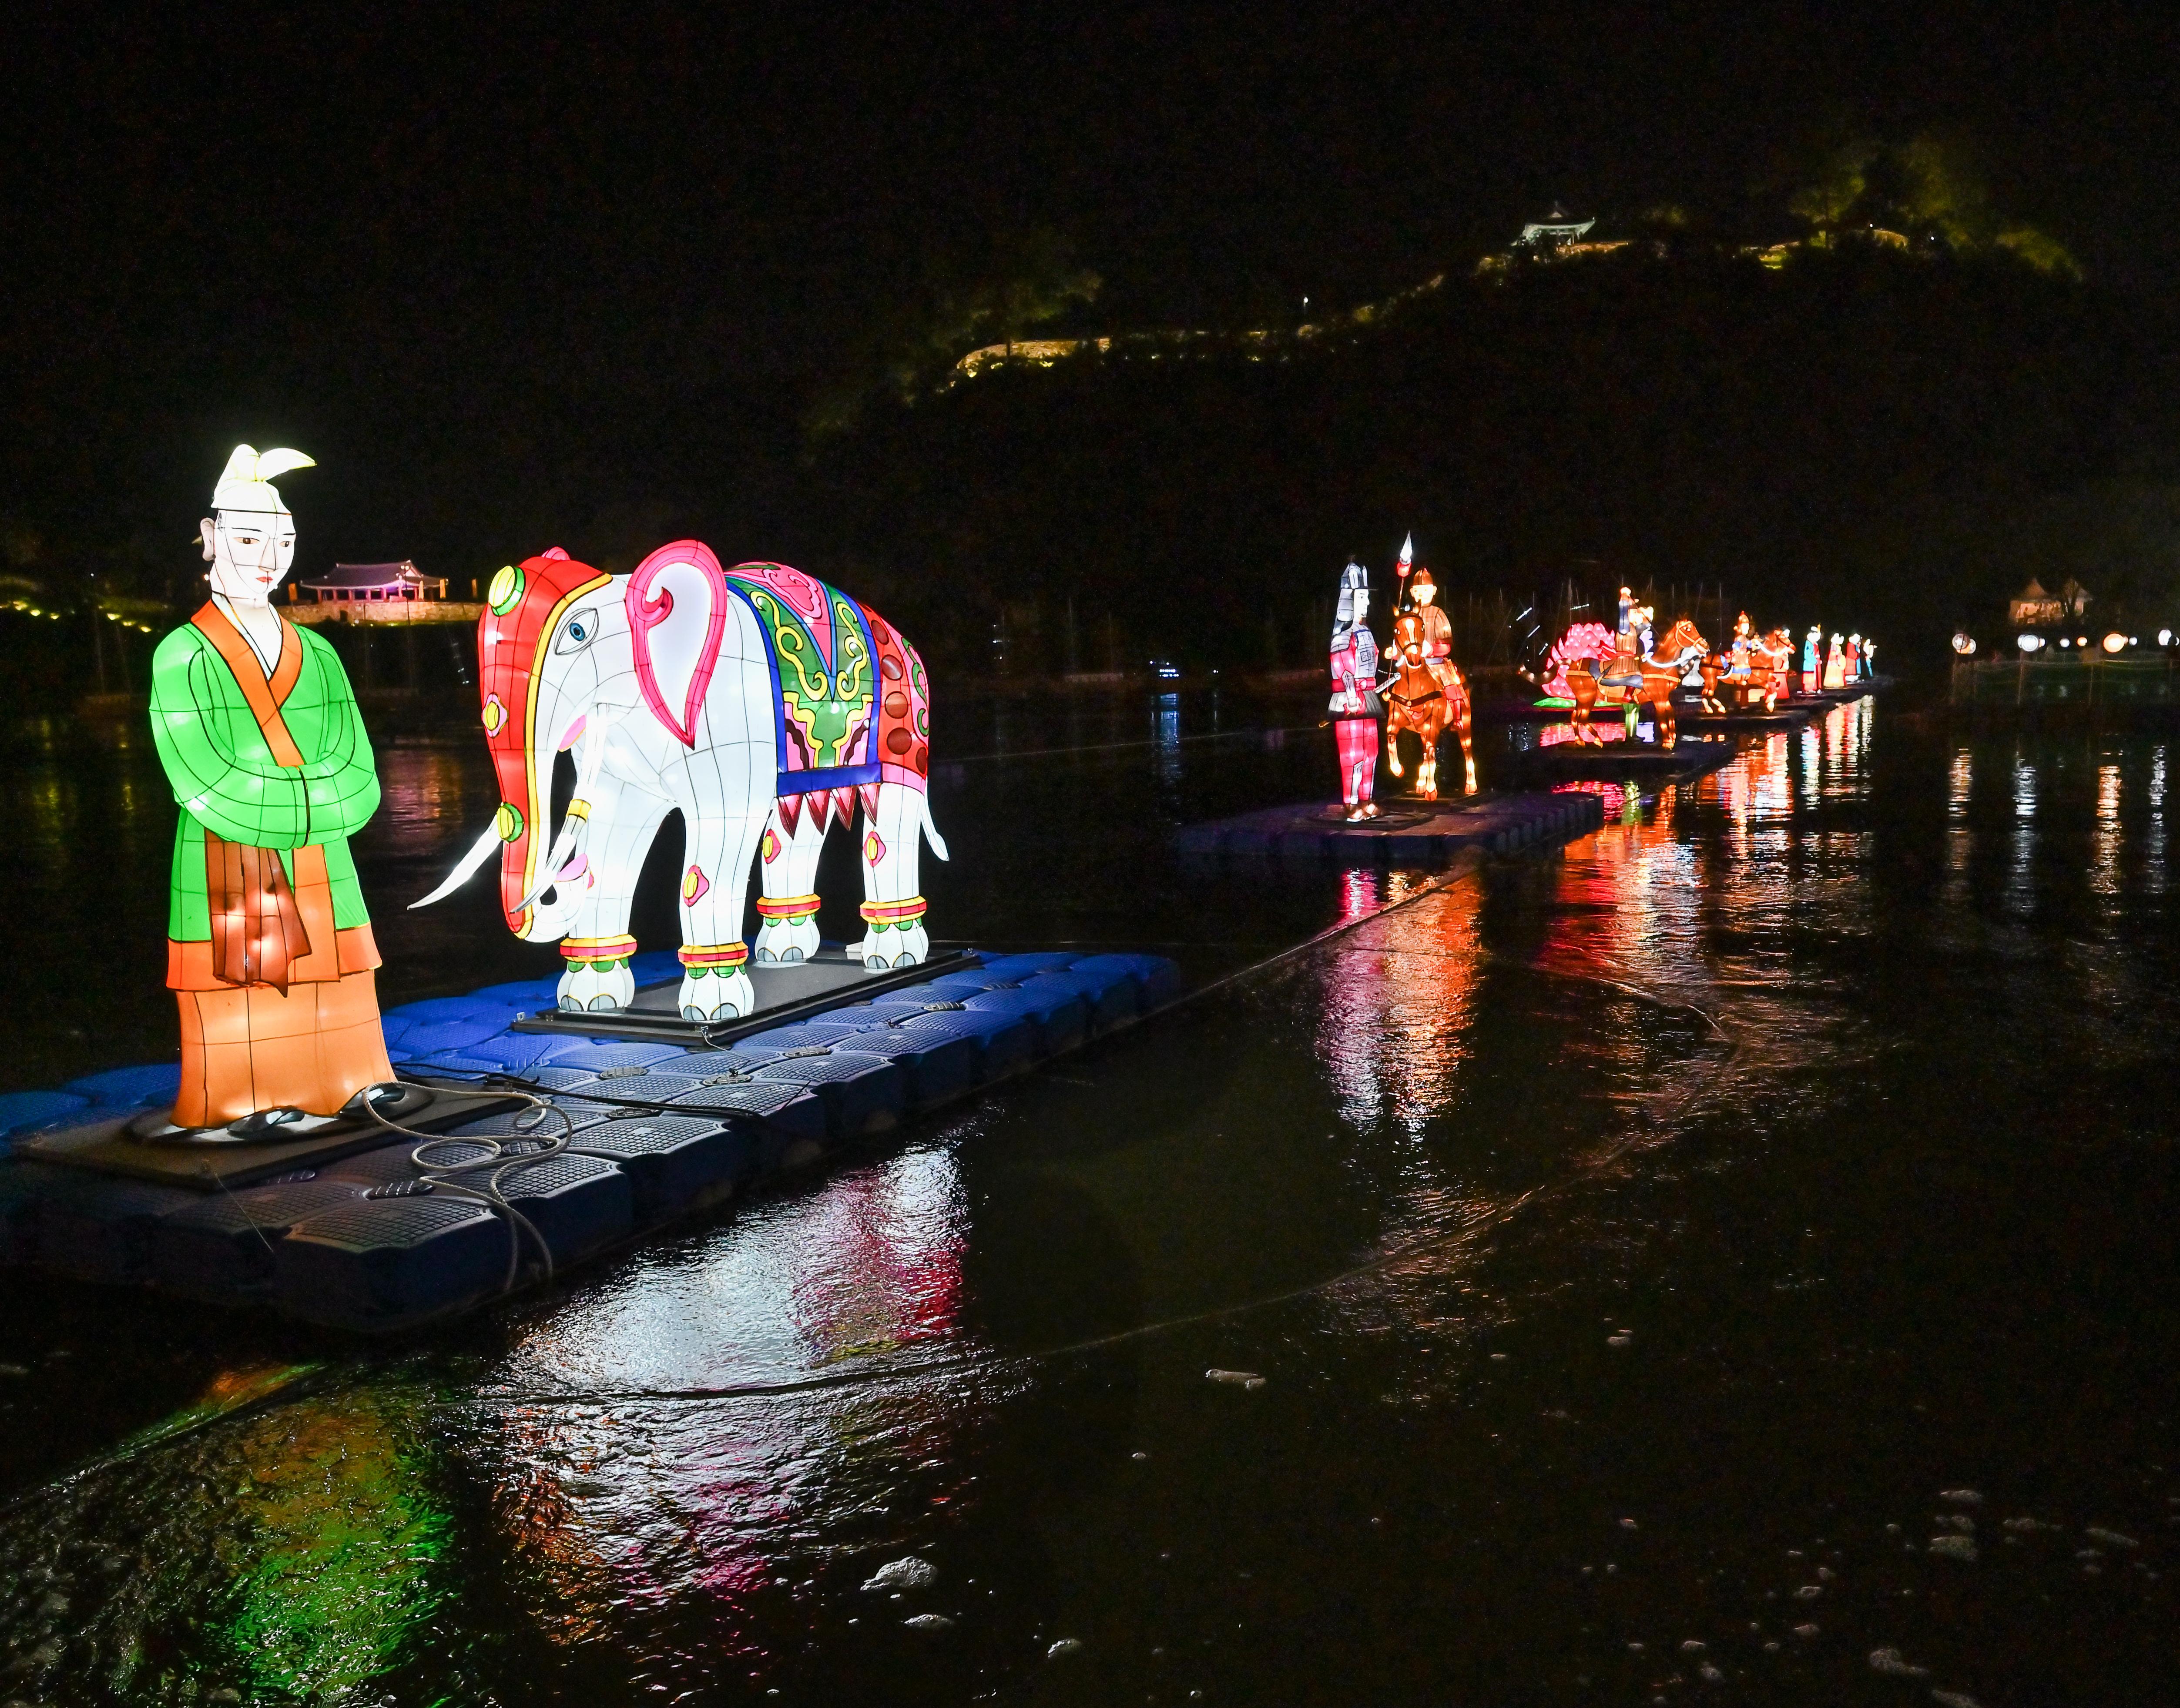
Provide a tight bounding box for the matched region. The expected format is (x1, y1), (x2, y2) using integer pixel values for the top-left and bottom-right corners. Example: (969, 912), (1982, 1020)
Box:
(456, 542), (943, 1021)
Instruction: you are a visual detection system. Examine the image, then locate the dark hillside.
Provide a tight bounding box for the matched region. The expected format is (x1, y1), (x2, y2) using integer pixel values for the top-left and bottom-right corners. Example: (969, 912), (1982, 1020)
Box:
(810, 247), (2164, 674)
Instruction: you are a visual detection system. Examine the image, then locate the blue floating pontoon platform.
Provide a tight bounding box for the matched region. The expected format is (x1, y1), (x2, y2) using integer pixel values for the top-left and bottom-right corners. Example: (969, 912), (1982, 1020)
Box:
(1177, 789), (1606, 866)
(0, 946), (1180, 1333)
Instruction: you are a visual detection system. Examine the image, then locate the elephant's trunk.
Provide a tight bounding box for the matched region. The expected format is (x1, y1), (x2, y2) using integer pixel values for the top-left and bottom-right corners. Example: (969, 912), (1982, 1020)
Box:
(472, 548), (615, 940)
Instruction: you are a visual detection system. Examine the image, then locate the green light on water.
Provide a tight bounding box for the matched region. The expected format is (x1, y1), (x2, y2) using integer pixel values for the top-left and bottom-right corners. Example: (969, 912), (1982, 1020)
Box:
(215, 1390), (450, 1698)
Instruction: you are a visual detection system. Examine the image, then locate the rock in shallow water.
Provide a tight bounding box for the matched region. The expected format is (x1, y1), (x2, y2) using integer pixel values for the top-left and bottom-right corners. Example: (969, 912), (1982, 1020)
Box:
(1928, 1535), (1978, 1562)
(863, 1556), (938, 1593)
(903, 1613), (955, 1631)
(1205, 1368), (1266, 1389)
(1869, 1647), (1930, 1678)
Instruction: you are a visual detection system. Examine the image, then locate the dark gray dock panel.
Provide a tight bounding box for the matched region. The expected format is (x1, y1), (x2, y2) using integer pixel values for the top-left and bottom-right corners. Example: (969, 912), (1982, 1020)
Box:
(1177, 789), (1605, 866)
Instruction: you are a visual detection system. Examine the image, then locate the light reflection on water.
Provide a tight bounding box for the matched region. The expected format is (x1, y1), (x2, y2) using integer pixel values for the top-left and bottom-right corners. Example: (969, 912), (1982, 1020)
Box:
(2, 695), (2178, 1702)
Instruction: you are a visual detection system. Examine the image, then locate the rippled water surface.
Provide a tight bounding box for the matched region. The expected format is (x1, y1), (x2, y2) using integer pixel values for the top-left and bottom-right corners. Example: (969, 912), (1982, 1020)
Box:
(0, 692), (2174, 1705)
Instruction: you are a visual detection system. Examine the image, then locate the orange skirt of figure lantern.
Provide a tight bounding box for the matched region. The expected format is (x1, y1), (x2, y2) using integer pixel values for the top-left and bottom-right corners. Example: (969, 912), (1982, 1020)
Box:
(166, 844), (393, 1128)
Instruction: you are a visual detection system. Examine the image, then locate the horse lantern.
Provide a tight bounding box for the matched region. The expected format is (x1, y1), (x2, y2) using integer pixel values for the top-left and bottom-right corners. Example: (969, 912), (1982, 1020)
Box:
(1379, 571), (1478, 799)
(1564, 616), (1710, 747)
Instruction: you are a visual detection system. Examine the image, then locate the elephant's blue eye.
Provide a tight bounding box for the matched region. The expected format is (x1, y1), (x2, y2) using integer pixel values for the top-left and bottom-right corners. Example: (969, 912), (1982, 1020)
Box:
(554, 613), (597, 654)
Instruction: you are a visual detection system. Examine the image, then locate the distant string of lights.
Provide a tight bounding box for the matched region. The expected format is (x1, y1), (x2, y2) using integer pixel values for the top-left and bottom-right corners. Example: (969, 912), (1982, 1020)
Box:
(3, 599), (156, 632)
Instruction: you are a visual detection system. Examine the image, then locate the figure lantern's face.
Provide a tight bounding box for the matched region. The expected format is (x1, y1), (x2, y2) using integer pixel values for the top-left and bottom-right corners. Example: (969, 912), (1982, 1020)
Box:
(1413, 582), (1438, 607)
(205, 509), (297, 606)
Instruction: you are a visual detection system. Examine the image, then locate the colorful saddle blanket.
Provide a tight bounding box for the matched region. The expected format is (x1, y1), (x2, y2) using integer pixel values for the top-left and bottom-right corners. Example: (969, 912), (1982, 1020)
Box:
(723, 562), (878, 796)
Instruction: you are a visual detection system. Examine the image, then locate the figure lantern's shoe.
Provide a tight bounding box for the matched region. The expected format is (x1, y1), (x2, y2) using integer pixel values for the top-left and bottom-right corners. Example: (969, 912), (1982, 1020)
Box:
(128, 1078), (435, 1147)
(171, 968), (396, 1129)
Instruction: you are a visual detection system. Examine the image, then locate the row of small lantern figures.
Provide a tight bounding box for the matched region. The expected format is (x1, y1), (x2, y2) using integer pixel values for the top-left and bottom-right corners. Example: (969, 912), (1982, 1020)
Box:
(1953, 629), (2178, 658)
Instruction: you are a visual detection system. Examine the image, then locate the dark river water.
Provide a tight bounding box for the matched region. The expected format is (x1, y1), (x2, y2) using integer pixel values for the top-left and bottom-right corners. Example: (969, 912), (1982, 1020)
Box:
(0, 690), (2174, 1705)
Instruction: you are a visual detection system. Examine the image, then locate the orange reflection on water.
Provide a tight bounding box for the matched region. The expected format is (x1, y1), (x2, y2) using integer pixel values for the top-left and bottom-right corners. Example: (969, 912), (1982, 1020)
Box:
(1315, 871), (1482, 1134)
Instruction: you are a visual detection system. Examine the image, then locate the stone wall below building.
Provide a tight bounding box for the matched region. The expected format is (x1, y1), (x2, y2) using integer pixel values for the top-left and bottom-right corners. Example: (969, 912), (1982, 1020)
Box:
(287, 601), (484, 626)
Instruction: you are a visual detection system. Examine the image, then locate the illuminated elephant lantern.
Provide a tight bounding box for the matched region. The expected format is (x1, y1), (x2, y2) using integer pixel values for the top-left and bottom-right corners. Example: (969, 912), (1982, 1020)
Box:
(417, 542), (945, 1020)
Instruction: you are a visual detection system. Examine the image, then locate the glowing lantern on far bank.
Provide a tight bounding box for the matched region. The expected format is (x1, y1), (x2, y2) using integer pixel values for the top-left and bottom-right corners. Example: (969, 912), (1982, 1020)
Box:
(2103, 632), (2128, 654)
(2017, 634), (2045, 653)
(1951, 633), (1975, 656)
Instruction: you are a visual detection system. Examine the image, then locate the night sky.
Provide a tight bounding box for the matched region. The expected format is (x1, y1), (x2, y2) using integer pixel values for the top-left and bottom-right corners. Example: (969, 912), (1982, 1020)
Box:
(6, 1), (2176, 579)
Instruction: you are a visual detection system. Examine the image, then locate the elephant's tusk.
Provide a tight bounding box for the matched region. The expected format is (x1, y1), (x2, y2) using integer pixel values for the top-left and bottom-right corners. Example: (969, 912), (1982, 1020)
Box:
(410, 821), (505, 909)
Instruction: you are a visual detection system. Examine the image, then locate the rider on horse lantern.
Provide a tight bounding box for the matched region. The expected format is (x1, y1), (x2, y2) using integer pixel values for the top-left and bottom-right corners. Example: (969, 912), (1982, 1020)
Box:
(1726, 611), (1755, 681)
(1602, 586), (1653, 692)
(1380, 563), (1479, 798)
(1328, 559), (1382, 821)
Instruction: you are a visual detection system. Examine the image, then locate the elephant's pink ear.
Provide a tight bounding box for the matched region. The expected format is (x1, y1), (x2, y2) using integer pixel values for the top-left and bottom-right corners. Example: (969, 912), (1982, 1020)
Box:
(627, 541), (728, 748)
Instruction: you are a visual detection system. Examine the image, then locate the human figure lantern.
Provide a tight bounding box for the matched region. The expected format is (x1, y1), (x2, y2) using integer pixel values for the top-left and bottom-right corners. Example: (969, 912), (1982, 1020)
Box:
(1823, 632), (1847, 689)
(148, 447), (394, 1129)
(414, 543), (946, 1020)
(1601, 585), (1652, 693)
(1380, 564), (1478, 798)
(1802, 625), (1822, 695)
(1327, 559), (1382, 821)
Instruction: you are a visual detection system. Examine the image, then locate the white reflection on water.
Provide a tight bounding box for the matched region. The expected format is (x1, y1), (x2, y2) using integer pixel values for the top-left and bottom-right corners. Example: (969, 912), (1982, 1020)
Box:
(2007, 749), (2039, 920)
(2150, 746), (2167, 895)
(1944, 747), (1973, 914)
(474, 1143), (982, 1669)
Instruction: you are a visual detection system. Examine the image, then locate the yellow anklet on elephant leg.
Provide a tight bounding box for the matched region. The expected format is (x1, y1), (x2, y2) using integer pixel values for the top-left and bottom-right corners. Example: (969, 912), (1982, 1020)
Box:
(560, 933), (637, 970)
(678, 942), (749, 975)
(754, 892), (821, 921)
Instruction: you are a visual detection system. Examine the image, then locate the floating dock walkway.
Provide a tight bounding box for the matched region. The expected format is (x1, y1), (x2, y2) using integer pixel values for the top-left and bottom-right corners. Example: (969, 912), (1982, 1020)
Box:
(1502, 738), (1738, 787)
(1177, 789), (1605, 865)
(0, 948), (1179, 1333)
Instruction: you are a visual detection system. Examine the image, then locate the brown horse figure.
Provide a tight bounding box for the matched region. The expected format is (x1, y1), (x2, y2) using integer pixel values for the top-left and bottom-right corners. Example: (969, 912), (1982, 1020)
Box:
(1566, 616), (1708, 747)
(1381, 608), (1478, 797)
(1701, 626), (1798, 714)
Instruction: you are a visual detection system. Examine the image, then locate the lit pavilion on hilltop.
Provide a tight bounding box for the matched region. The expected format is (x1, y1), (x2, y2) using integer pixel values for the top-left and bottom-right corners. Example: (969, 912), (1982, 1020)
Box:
(1514, 210), (1596, 252)
(293, 561), (450, 606)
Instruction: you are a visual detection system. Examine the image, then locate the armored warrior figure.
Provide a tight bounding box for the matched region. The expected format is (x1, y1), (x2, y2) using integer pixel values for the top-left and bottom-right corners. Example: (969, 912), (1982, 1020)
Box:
(1328, 559), (1383, 821)
(148, 447), (393, 1129)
